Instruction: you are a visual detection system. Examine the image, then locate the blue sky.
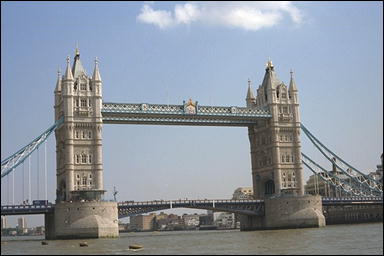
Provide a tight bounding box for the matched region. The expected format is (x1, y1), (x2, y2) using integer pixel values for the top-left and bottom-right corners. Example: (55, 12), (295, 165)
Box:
(1, 1), (383, 227)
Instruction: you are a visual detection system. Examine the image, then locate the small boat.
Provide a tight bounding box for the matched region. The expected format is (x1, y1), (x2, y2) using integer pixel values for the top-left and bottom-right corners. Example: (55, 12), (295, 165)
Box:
(41, 241), (48, 245)
(129, 244), (143, 250)
(79, 242), (88, 247)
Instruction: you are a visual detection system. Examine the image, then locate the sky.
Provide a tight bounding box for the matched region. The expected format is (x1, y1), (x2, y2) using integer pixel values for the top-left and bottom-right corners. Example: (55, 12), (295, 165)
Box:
(1, 1), (383, 227)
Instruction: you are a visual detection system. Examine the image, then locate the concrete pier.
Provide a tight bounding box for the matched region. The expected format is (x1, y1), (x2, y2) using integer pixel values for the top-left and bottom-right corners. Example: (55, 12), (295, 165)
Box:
(240, 195), (325, 230)
(45, 201), (119, 240)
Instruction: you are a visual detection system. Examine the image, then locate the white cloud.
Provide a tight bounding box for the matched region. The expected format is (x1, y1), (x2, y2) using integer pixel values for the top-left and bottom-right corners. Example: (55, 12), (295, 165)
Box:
(136, 1), (303, 31)
(137, 4), (174, 29)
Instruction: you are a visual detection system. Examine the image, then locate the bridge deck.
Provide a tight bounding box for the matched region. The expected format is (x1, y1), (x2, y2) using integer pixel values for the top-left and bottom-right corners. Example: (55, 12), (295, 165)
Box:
(1, 197), (381, 217)
(101, 102), (271, 126)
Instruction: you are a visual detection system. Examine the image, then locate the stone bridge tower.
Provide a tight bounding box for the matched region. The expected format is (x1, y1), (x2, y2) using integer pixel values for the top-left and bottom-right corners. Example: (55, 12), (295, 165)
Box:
(54, 49), (104, 202)
(48, 49), (118, 239)
(246, 60), (304, 198)
(241, 60), (325, 231)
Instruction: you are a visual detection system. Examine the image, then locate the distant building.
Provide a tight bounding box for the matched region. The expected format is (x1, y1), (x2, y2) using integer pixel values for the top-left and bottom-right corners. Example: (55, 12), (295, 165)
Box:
(232, 187), (254, 199)
(214, 212), (236, 229)
(17, 217), (27, 234)
(182, 214), (200, 229)
(1, 216), (7, 230)
(129, 213), (156, 231)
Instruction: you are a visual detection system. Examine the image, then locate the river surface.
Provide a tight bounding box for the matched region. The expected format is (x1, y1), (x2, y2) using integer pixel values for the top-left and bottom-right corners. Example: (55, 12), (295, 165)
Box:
(1, 223), (382, 255)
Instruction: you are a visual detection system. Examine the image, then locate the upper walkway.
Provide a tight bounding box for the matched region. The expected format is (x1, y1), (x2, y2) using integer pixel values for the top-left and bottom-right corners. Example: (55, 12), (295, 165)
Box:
(101, 102), (271, 126)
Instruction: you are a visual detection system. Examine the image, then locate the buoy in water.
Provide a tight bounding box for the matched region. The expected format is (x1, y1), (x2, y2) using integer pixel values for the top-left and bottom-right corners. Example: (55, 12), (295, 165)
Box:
(79, 241), (88, 247)
(129, 244), (143, 250)
(41, 241), (48, 245)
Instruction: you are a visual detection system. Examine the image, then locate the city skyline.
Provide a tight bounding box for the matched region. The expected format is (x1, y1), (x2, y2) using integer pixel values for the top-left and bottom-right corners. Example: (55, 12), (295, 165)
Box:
(1, 1), (383, 227)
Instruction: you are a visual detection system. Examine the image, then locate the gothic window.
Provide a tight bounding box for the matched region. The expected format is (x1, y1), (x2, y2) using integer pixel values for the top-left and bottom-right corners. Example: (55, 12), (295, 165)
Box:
(283, 106), (288, 114)
(276, 90), (279, 98)
(77, 174), (80, 179)
(285, 135), (288, 141)
(286, 155), (290, 162)
(81, 99), (87, 107)
(88, 155), (92, 164)
(89, 181), (92, 186)
(76, 99), (79, 107)
(82, 176), (87, 185)
(89, 174), (92, 179)
(88, 100), (91, 107)
(75, 131), (79, 139)
(291, 155), (294, 162)
(81, 155), (87, 164)
(80, 83), (86, 90)
(280, 135), (283, 141)
(76, 155), (80, 164)
(89, 83), (92, 91)
(281, 155), (285, 163)
(77, 181), (80, 186)
(88, 131), (92, 139)
(82, 131), (86, 139)
(74, 81), (78, 90)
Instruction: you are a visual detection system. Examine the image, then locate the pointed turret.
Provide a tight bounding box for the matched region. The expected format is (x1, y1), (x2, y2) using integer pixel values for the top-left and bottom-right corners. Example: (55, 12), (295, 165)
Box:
(72, 47), (87, 78)
(246, 78), (255, 99)
(246, 78), (256, 108)
(55, 69), (62, 92)
(64, 56), (74, 80)
(289, 69), (297, 91)
(92, 57), (102, 81)
(261, 59), (281, 90)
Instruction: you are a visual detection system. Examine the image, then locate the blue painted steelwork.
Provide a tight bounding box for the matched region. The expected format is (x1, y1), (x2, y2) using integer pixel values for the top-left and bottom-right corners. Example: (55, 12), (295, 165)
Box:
(117, 199), (265, 218)
(101, 102), (271, 126)
(1, 204), (54, 215)
(302, 153), (381, 197)
(2, 197), (381, 217)
(1, 117), (64, 178)
(301, 123), (382, 194)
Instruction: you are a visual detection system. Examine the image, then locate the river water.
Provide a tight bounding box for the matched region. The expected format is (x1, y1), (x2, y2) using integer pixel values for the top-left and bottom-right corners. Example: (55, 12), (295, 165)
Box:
(1, 223), (382, 255)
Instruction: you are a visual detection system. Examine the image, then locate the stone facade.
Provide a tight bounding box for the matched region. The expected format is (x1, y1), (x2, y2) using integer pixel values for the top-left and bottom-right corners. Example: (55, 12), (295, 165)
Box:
(54, 50), (104, 202)
(48, 49), (118, 239)
(247, 61), (303, 198)
(242, 61), (325, 230)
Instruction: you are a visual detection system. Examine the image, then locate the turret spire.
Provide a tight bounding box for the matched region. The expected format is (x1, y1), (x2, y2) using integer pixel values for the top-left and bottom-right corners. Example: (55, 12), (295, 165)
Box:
(55, 69), (62, 92)
(289, 69), (297, 91)
(92, 57), (102, 81)
(64, 56), (74, 80)
(246, 78), (255, 100)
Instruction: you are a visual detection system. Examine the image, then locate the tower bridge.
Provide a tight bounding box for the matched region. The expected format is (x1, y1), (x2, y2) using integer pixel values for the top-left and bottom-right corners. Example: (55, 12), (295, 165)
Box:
(1, 49), (382, 239)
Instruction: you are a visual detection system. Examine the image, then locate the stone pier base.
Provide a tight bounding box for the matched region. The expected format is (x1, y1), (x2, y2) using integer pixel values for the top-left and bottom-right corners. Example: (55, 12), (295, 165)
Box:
(240, 195), (325, 230)
(45, 201), (119, 240)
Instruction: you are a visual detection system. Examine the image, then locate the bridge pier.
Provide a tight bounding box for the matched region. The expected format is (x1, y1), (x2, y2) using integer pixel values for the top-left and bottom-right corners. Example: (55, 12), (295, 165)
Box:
(240, 195), (325, 230)
(45, 201), (118, 240)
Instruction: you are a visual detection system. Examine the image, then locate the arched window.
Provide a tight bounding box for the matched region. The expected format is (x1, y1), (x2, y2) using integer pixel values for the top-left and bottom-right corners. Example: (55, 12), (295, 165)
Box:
(265, 180), (275, 195)
(76, 155), (80, 164)
(81, 155), (87, 164)
(88, 131), (92, 139)
(82, 176), (87, 185)
(88, 155), (92, 164)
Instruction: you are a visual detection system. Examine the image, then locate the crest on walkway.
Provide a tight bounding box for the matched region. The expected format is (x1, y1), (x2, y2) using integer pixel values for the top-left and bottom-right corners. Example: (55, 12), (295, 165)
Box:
(184, 98), (197, 114)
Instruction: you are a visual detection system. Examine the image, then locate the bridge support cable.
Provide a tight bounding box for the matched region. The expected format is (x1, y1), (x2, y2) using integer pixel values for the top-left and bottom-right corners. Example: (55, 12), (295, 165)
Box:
(22, 162), (25, 203)
(302, 153), (378, 197)
(301, 124), (382, 194)
(44, 141), (47, 201)
(12, 169), (15, 205)
(28, 155), (31, 204)
(37, 146), (39, 200)
(1, 117), (64, 178)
